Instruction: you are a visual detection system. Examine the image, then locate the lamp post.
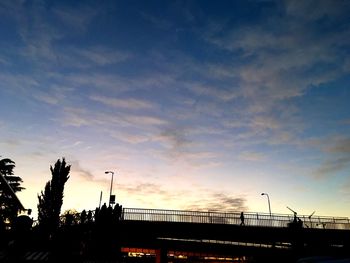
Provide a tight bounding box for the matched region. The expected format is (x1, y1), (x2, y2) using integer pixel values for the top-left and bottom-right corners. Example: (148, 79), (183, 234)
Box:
(105, 171), (114, 206)
(261, 193), (271, 217)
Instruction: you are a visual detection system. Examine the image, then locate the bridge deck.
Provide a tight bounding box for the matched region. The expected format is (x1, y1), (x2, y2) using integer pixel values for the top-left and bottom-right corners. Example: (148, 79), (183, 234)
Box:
(122, 208), (350, 230)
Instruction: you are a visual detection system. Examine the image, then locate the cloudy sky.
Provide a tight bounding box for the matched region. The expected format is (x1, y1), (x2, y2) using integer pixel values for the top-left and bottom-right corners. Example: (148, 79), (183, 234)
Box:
(1, 0), (350, 218)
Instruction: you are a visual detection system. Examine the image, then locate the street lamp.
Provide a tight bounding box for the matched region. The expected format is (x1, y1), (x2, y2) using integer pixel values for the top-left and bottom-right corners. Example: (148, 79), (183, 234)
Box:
(261, 193), (271, 217)
(105, 171), (115, 206)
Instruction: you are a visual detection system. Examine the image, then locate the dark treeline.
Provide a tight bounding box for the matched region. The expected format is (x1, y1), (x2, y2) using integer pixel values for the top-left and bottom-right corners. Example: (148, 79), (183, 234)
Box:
(0, 156), (124, 262)
(1, 205), (124, 262)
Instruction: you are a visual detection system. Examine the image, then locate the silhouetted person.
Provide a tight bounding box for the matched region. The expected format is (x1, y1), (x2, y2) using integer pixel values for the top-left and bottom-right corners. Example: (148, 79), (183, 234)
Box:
(119, 204), (123, 220)
(112, 204), (118, 222)
(297, 217), (303, 228)
(94, 207), (100, 223)
(87, 210), (93, 223)
(113, 203), (123, 221)
(107, 205), (113, 215)
(65, 212), (74, 226)
(293, 212), (297, 224)
(99, 203), (108, 224)
(289, 212), (303, 230)
(107, 205), (113, 225)
(80, 209), (87, 224)
(240, 212), (245, 226)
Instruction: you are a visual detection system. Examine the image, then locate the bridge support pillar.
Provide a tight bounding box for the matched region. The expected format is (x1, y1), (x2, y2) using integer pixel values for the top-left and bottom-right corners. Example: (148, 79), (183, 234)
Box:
(155, 248), (167, 263)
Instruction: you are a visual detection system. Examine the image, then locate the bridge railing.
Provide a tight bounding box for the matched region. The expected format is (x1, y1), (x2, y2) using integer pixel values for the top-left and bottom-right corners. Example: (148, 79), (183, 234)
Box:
(122, 208), (350, 230)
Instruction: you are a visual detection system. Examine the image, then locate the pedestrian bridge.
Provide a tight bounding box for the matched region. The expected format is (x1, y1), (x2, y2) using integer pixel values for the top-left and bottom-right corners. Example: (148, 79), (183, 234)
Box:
(121, 207), (350, 230)
(116, 208), (350, 261)
(53, 207), (350, 261)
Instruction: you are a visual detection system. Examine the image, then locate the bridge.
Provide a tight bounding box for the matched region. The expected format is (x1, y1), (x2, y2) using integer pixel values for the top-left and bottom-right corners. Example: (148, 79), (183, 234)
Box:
(121, 207), (350, 230)
(84, 207), (350, 262)
(13, 207), (350, 262)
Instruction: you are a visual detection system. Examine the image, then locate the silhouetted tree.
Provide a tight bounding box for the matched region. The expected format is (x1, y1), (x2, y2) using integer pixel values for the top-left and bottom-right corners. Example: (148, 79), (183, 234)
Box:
(0, 157), (25, 225)
(0, 158), (24, 192)
(37, 158), (71, 234)
(62, 209), (80, 226)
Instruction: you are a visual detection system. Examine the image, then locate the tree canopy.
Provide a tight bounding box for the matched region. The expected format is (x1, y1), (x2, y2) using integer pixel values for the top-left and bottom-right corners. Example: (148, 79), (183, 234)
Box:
(0, 158), (24, 192)
(0, 157), (25, 225)
(37, 158), (71, 233)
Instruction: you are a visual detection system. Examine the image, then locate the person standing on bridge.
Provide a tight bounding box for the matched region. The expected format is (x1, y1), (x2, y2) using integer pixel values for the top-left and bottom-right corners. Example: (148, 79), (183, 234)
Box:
(240, 212), (245, 226)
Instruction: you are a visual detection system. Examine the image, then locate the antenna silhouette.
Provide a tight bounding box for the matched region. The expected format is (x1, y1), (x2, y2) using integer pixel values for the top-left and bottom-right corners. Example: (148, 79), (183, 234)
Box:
(286, 206), (297, 215)
(286, 206), (296, 214)
(308, 211), (315, 220)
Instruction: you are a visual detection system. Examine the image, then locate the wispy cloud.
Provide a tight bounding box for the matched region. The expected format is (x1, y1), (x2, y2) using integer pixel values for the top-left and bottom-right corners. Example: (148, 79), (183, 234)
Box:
(186, 193), (247, 212)
(61, 141), (83, 150)
(239, 151), (266, 162)
(62, 105), (148, 129)
(54, 47), (131, 70)
(154, 127), (222, 166)
(122, 183), (168, 196)
(327, 138), (350, 154)
(188, 83), (238, 102)
(314, 157), (350, 179)
(0, 73), (39, 94)
(202, 1), (350, 118)
(140, 12), (173, 30)
(33, 85), (71, 105)
(34, 93), (61, 105)
(61, 107), (93, 127)
(75, 47), (130, 66)
(0, 1), (126, 71)
(71, 160), (95, 181)
(17, 8), (62, 65)
(90, 95), (156, 110)
(341, 119), (350, 125)
(312, 137), (350, 178)
(119, 182), (184, 208)
(0, 56), (10, 65)
(70, 160), (109, 186)
(189, 4), (350, 150)
(157, 128), (192, 151)
(61, 73), (130, 93)
(340, 179), (350, 198)
(0, 138), (22, 147)
(285, 0), (349, 21)
(126, 115), (168, 127)
(119, 182), (247, 212)
(110, 131), (151, 144)
(53, 3), (100, 32)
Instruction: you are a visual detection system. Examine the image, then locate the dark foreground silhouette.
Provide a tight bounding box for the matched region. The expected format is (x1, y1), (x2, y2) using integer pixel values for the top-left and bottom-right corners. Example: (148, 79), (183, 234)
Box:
(1, 205), (350, 263)
(0, 204), (123, 262)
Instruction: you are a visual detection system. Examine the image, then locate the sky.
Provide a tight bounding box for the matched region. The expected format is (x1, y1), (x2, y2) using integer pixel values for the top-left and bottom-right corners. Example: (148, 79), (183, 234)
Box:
(1, 0), (350, 219)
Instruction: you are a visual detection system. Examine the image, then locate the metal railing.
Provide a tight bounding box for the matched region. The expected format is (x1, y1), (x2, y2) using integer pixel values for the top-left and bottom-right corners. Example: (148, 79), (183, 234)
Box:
(32, 207), (349, 230)
(122, 208), (350, 230)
